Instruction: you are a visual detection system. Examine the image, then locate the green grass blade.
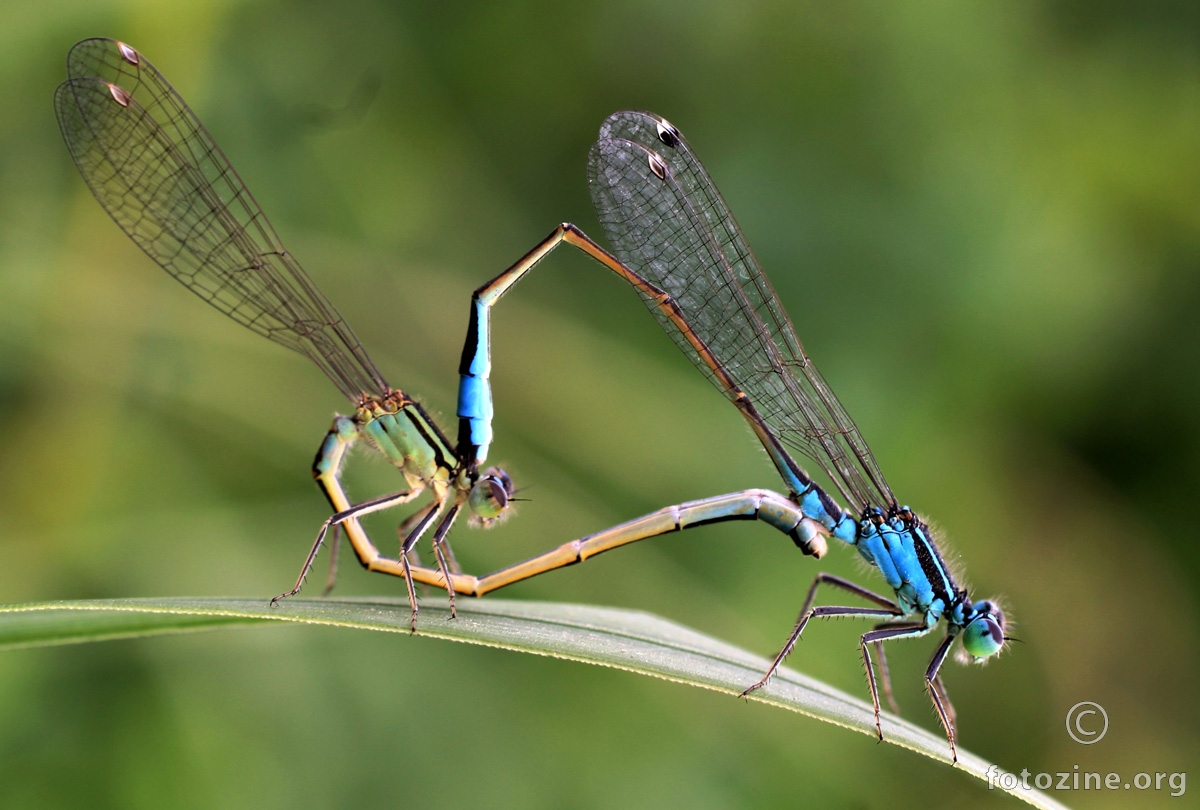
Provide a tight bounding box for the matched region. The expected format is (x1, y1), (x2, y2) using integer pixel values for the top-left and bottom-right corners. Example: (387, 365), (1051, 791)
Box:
(0, 597), (1067, 810)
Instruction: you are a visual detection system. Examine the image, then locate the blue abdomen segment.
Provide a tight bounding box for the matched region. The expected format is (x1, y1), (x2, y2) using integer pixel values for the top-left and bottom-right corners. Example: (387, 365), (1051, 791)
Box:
(732, 396), (857, 544)
(794, 482), (857, 544)
(457, 373), (493, 455)
(457, 297), (494, 461)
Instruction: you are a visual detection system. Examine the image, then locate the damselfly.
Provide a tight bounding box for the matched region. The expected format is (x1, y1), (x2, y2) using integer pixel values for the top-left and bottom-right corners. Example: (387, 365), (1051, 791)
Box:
(402, 112), (1010, 761)
(53, 38), (526, 625)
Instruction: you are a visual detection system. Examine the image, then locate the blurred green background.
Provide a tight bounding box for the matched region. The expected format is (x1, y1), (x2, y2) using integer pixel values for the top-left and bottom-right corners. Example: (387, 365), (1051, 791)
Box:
(1, 1), (1198, 807)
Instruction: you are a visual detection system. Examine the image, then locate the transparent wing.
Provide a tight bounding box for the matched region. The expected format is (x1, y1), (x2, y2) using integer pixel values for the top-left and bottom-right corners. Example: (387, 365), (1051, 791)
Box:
(587, 110), (893, 510)
(54, 38), (388, 403)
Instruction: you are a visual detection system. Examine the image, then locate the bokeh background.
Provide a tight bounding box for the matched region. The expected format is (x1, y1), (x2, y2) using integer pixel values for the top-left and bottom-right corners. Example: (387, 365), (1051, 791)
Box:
(1, 1), (1197, 808)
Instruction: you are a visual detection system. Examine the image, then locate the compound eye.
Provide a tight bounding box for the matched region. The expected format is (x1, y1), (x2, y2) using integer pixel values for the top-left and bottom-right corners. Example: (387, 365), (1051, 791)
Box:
(492, 468), (513, 494)
(468, 467), (513, 523)
(962, 615), (1005, 660)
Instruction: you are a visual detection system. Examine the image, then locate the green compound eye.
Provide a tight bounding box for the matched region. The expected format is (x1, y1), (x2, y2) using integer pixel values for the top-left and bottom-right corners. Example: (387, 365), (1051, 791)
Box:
(468, 468), (513, 523)
(960, 604), (1008, 662)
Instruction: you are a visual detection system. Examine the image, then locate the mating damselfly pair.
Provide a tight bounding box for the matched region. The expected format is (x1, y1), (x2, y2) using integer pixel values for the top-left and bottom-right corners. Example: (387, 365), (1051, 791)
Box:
(55, 37), (1008, 762)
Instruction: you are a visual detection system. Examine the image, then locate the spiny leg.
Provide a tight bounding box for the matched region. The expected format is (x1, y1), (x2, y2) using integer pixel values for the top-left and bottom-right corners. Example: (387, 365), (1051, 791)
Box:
(798, 573), (902, 617)
(399, 554), (421, 633)
(273, 486), (426, 605)
(398, 498), (448, 631)
(871, 638), (899, 715)
(410, 503), (462, 575)
(396, 503), (437, 598)
(743, 604), (903, 697)
(742, 573), (902, 696)
(932, 674), (956, 731)
(428, 503), (464, 618)
(859, 623), (935, 745)
(924, 634), (959, 762)
(397, 502), (437, 563)
(439, 536), (463, 575)
(870, 619), (919, 715)
(322, 524), (342, 596)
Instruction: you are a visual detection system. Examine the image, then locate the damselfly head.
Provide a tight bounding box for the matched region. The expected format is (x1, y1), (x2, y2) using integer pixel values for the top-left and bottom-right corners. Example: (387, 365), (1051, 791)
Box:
(960, 599), (1006, 662)
(468, 466), (514, 526)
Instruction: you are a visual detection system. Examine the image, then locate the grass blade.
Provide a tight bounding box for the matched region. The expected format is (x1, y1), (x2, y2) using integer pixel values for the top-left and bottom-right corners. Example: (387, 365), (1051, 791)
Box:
(0, 597), (1067, 809)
